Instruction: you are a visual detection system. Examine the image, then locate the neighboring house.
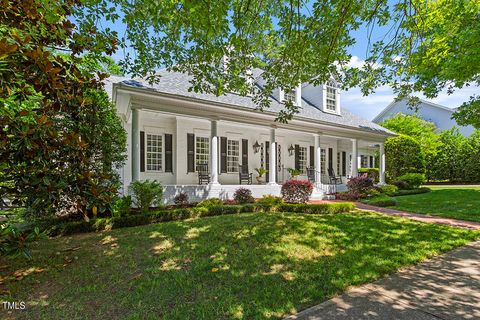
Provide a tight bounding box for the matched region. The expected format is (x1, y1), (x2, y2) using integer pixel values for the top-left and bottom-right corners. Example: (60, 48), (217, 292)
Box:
(373, 98), (475, 136)
(106, 69), (394, 203)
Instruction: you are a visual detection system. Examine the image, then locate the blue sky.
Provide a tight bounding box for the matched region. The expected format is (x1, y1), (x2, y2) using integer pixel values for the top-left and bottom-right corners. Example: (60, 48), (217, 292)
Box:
(102, 4), (477, 121)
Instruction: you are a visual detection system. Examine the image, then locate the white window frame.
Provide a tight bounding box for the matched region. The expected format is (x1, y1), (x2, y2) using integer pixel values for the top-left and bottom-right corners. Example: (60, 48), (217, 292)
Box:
(325, 81), (337, 112)
(320, 148), (327, 174)
(298, 146), (308, 174)
(195, 136), (210, 171)
(227, 139), (240, 173)
(280, 85), (301, 106)
(145, 133), (163, 172)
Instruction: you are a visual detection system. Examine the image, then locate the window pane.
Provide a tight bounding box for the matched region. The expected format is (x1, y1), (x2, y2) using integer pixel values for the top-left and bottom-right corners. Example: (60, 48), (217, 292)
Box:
(326, 82), (336, 111)
(299, 146), (307, 174)
(195, 136), (210, 169)
(320, 148), (326, 174)
(146, 134), (162, 171)
(227, 139), (239, 173)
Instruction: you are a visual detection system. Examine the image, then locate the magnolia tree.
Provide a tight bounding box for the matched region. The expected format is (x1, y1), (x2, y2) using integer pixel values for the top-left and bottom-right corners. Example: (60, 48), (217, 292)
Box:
(0, 1), (126, 219)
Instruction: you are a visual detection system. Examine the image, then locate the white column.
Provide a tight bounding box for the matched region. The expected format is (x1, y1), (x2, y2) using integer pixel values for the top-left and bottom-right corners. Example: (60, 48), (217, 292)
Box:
(351, 139), (358, 177)
(379, 142), (386, 185)
(314, 134), (322, 184)
(210, 120), (219, 185)
(268, 128), (277, 185)
(131, 108), (140, 182)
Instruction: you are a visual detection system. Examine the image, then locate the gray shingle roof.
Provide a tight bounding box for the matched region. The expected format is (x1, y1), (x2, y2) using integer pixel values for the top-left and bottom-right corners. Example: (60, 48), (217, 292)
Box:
(104, 70), (393, 135)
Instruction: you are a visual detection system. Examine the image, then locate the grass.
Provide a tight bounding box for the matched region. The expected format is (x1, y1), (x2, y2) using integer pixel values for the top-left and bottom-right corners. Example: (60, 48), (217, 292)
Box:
(1, 211), (478, 319)
(393, 186), (480, 222)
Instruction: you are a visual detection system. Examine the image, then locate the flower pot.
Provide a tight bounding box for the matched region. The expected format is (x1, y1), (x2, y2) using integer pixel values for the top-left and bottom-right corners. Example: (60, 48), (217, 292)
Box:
(256, 176), (264, 184)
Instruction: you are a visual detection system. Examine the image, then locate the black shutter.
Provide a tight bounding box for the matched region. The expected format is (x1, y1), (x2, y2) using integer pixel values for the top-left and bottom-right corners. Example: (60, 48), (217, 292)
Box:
(294, 144), (300, 170)
(140, 131), (145, 172)
(342, 151), (347, 176)
(328, 148), (333, 171)
(220, 137), (227, 173)
(265, 141), (270, 181)
(165, 134), (173, 173)
(309, 146), (314, 168)
(187, 133), (195, 173)
(242, 139), (248, 166)
(370, 155), (374, 168)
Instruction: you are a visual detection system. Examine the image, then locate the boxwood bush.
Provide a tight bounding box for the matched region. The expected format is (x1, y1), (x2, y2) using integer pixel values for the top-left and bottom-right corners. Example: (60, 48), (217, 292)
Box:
(363, 195), (397, 207)
(395, 173), (426, 189)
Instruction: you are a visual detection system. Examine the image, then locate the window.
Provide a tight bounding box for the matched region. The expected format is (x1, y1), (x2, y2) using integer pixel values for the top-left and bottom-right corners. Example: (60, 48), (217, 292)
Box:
(227, 139), (240, 173)
(283, 89), (296, 103)
(195, 136), (209, 169)
(326, 81), (337, 111)
(361, 155), (368, 168)
(320, 148), (326, 174)
(298, 146), (307, 174)
(146, 134), (162, 171)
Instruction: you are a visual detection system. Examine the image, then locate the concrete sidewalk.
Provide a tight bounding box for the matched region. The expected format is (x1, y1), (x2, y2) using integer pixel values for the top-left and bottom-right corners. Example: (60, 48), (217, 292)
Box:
(286, 240), (480, 320)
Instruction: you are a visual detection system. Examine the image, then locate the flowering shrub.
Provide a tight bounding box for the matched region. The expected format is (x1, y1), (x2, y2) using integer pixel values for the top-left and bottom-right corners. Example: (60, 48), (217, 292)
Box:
(233, 188), (255, 204)
(281, 180), (314, 203)
(347, 174), (374, 197)
(173, 192), (189, 206)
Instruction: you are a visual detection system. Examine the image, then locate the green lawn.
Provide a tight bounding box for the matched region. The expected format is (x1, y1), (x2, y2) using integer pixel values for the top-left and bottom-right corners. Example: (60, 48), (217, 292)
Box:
(1, 211), (478, 319)
(393, 186), (480, 222)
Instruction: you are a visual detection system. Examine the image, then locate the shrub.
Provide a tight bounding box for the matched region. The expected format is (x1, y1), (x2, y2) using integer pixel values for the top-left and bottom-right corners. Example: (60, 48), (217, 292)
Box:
(257, 194), (284, 206)
(363, 195), (397, 207)
(0, 224), (45, 259)
(358, 168), (379, 183)
(233, 188), (255, 204)
(377, 184), (398, 195)
(335, 191), (359, 201)
(278, 202), (355, 214)
(281, 180), (314, 203)
(391, 187), (431, 196)
(173, 192), (189, 206)
(129, 180), (163, 213)
(197, 198), (223, 207)
(112, 195), (132, 217)
(385, 135), (426, 181)
(396, 173), (426, 189)
(347, 174), (374, 197)
(393, 180), (410, 190)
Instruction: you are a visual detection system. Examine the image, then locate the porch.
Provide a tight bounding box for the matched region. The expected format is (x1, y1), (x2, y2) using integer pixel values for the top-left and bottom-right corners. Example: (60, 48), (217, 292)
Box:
(118, 90), (387, 203)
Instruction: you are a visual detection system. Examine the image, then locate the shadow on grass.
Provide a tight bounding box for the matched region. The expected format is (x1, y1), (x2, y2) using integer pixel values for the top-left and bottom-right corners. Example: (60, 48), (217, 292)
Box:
(0, 212), (478, 319)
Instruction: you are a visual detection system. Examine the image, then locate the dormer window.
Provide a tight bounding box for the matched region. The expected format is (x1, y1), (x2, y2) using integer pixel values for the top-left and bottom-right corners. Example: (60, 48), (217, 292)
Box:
(326, 81), (337, 111)
(283, 89), (296, 103)
(280, 85), (302, 106)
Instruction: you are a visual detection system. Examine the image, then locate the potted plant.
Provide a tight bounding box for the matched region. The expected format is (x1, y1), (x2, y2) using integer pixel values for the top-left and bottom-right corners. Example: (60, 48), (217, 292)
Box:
(255, 168), (268, 184)
(287, 168), (301, 179)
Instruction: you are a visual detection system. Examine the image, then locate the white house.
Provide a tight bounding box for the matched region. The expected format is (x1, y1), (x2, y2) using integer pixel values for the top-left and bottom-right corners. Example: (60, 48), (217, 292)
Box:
(373, 98), (475, 136)
(106, 69), (394, 203)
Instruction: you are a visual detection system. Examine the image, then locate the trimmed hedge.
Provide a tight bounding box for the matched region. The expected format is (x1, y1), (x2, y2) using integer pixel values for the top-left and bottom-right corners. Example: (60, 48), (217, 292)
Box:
(35, 202), (355, 236)
(362, 196), (397, 207)
(277, 203), (355, 214)
(390, 187), (431, 197)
